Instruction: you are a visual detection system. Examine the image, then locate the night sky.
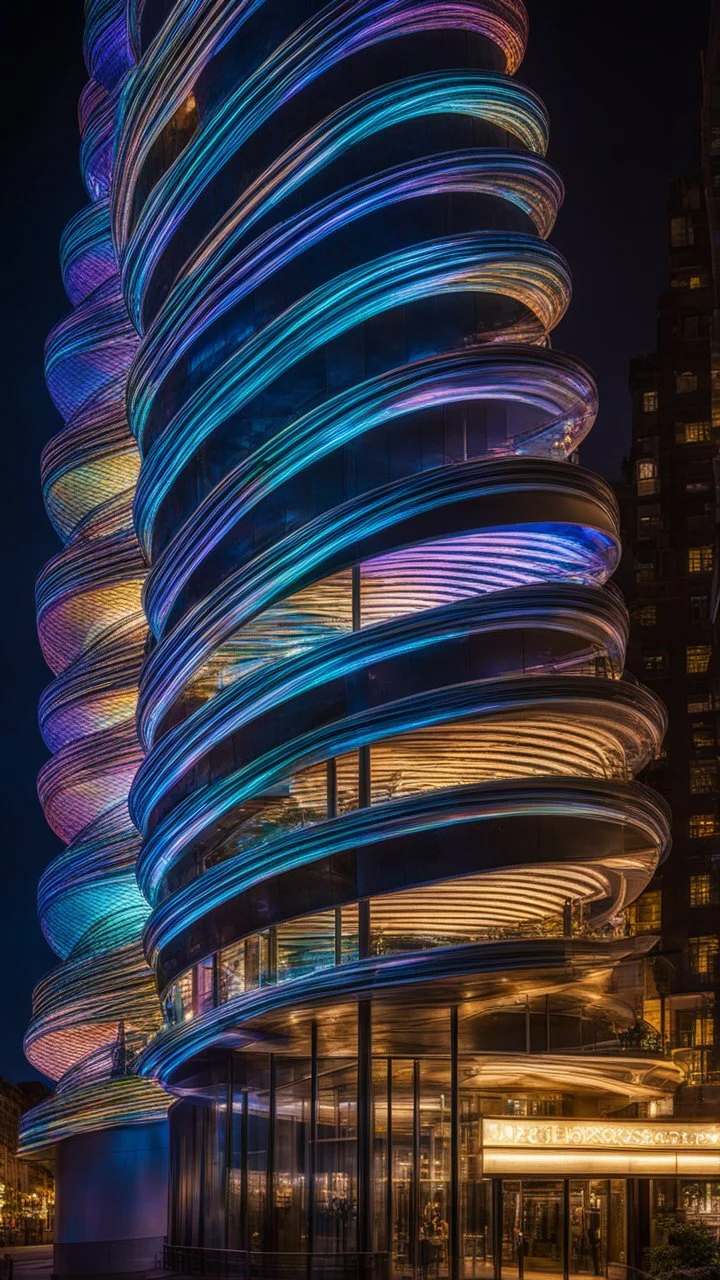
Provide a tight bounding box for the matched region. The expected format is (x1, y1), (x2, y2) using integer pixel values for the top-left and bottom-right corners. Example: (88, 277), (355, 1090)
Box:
(0, 1), (712, 1083)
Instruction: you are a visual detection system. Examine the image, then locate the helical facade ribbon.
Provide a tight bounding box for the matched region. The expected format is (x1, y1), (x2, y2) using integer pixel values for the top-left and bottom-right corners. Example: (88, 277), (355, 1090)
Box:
(109, 0), (674, 1117)
(20, 0), (167, 1155)
(24, 0), (679, 1162)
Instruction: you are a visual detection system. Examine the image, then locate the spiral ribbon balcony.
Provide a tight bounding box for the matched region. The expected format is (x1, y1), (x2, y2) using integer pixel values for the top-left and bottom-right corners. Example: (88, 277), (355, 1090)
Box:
(77, 0), (678, 1125)
(20, 0), (168, 1157)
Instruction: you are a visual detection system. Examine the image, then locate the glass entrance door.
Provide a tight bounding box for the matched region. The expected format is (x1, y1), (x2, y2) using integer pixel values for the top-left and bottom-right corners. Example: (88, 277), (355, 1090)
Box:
(569, 1181), (608, 1278)
(501, 1181), (522, 1276)
(522, 1182), (564, 1278)
(501, 1181), (564, 1280)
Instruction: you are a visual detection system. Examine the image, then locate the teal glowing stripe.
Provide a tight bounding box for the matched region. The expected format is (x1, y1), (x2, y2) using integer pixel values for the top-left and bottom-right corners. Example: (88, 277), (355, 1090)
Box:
(133, 232), (571, 553)
(130, 150), (564, 447)
(123, 70), (549, 325)
(142, 347), (595, 637)
(114, 2), (532, 270)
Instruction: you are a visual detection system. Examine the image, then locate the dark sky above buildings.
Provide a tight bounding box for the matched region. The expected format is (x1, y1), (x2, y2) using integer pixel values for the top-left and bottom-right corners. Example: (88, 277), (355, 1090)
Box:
(0, 1), (712, 1082)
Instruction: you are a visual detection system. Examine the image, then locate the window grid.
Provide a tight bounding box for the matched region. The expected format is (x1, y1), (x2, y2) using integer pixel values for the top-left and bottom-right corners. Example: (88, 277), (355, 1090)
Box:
(636, 458), (659, 496)
(690, 762), (718, 794)
(688, 694), (715, 713)
(688, 546), (714, 574)
(689, 935), (720, 976)
(689, 814), (719, 839)
(642, 652), (667, 677)
(690, 874), (713, 907)
(679, 421), (712, 444)
(687, 645), (712, 675)
(635, 604), (657, 628)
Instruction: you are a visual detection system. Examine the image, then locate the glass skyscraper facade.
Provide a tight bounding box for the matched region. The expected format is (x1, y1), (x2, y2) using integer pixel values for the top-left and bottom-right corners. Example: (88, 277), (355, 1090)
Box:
(23, 1), (720, 1277)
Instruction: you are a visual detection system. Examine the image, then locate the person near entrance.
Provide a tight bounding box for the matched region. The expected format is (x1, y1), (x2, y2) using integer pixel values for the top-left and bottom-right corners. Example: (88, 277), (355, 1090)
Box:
(420, 1200), (448, 1279)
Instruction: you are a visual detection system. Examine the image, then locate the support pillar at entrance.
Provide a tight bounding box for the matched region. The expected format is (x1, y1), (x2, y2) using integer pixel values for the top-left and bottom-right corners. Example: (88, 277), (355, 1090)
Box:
(357, 999), (373, 1262)
(627, 1179), (651, 1276)
(53, 1121), (168, 1277)
(450, 1006), (460, 1280)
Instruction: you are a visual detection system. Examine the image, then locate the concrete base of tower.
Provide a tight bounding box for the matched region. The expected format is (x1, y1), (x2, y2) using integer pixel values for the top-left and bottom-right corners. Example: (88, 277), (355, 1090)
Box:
(52, 1121), (169, 1277)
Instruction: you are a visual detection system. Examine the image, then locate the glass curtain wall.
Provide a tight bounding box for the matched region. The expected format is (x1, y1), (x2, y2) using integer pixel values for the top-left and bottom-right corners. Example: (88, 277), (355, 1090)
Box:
(167, 1010), (632, 1278)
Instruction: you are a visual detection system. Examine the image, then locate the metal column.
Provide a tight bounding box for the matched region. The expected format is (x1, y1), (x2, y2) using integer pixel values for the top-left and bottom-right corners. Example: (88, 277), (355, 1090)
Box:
(358, 1000), (373, 1268)
(450, 1007), (460, 1280)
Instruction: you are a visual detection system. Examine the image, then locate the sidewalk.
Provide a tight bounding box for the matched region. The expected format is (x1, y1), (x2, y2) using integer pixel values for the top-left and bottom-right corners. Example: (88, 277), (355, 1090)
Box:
(2, 1247), (52, 1280)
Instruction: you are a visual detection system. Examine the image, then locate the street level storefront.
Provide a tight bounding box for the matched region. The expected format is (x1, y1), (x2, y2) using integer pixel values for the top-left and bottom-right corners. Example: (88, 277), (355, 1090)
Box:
(162, 1003), (719, 1280)
(482, 1120), (720, 1280)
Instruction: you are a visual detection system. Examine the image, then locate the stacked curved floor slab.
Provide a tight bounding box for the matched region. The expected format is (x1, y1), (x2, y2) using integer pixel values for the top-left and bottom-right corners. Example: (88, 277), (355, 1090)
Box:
(26, 0), (684, 1276)
(21, 1), (169, 1275)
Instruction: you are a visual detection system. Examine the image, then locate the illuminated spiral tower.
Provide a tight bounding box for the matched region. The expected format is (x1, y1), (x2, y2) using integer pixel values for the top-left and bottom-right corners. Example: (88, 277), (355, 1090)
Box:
(21, 1), (168, 1274)
(28, 0), (683, 1274)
